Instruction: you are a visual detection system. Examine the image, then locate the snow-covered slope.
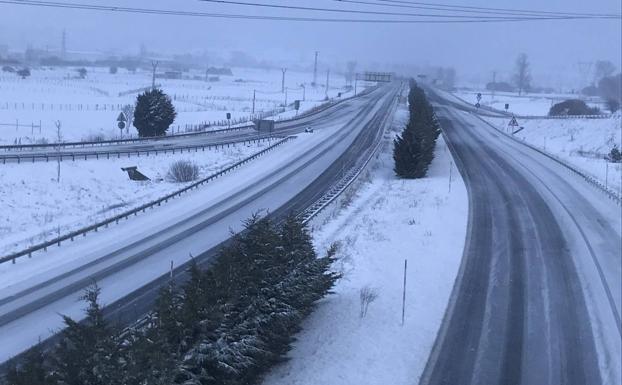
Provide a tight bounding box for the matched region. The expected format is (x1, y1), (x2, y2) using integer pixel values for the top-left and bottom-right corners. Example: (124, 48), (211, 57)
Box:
(0, 141), (268, 255)
(482, 114), (622, 194)
(262, 105), (468, 385)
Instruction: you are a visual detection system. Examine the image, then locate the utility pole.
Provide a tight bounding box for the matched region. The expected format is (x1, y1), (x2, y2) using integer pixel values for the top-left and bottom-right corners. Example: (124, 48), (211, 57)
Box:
(281, 68), (287, 93)
(301, 84), (306, 101)
(55, 120), (62, 183)
(151, 61), (159, 90)
(325, 69), (330, 99)
(61, 29), (67, 59)
(313, 51), (318, 86)
(252, 89), (256, 114)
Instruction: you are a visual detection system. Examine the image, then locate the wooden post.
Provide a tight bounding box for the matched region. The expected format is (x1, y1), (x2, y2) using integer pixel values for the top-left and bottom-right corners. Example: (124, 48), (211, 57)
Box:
(401, 259), (408, 326)
(449, 160), (453, 193)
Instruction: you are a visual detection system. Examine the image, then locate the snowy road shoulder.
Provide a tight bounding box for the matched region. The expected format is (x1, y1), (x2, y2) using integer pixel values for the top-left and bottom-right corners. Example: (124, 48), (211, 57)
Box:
(262, 107), (468, 385)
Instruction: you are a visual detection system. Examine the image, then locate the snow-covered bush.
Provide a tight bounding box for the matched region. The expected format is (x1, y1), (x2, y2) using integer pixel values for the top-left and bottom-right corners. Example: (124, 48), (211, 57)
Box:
(548, 99), (600, 116)
(608, 145), (622, 163)
(167, 160), (199, 183)
(359, 285), (379, 318)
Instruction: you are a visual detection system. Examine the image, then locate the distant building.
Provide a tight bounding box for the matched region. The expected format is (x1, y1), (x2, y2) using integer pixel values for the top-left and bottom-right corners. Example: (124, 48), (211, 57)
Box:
(164, 71), (182, 79)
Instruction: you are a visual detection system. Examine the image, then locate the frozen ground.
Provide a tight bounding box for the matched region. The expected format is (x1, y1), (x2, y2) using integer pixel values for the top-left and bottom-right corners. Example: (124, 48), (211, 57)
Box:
(262, 106), (468, 385)
(453, 89), (606, 116)
(0, 66), (353, 144)
(0, 141), (269, 256)
(482, 114), (622, 194)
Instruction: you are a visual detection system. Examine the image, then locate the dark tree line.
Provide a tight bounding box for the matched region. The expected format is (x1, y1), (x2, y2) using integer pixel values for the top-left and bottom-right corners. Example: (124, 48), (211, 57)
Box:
(393, 80), (441, 179)
(5, 215), (340, 385)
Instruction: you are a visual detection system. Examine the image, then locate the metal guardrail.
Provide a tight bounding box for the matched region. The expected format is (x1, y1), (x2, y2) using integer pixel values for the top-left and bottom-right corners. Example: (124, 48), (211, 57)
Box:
(478, 116), (622, 205)
(0, 135), (279, 164)
(299, 88), (399, 224)
(517, 114), (614, 120)
(0, 136), (295, 264)
(0, 124), (255, 151)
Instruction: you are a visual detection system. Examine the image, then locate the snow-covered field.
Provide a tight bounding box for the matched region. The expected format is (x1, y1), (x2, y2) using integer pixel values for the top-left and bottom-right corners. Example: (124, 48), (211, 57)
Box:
(0, 66), (353, 144)
(453, 89), (605, 116)
(263, 105), (468, 385)
(0, 141), (269, 256)
(482, 114), (622, 194)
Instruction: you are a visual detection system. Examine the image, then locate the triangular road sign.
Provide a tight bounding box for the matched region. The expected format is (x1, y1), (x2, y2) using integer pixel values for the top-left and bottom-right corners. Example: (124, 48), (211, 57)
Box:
(117, 112), (127, 122)
(508, 116), (519, 127)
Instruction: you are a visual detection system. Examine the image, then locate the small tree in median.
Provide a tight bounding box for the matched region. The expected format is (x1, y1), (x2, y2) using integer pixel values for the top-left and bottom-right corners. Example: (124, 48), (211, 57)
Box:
(133, 89), (176, 137)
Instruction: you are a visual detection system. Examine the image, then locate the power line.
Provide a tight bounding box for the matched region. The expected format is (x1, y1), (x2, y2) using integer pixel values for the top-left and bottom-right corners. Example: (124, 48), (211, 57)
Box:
(196, 0), (591, 20)
(329, 0), (621, 18)
(0, 0), (618, 22)
(350, 0), (621, 18)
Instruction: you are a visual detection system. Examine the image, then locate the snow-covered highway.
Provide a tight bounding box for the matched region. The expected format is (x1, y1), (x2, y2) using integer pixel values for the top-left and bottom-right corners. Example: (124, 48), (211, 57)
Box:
(420, 87), (621, 385)
(0, 84), (399, 364)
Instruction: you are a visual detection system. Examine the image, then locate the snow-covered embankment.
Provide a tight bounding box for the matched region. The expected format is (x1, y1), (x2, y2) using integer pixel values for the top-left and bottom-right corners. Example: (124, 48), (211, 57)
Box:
(482, 114), (622, 194)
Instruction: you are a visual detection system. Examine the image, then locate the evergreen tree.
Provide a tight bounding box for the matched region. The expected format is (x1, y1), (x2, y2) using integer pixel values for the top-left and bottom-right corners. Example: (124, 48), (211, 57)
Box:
(49, 284), (122, 385)
(133, 89), (176, 137)
(394, 80), (441, 179)
(5, 345), (50, 385)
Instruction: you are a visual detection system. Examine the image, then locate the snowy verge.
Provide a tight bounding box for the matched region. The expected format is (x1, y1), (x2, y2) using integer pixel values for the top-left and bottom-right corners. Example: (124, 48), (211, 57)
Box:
(0, 141), (272, 256)
(481, 115), (622, 195)
(452, 89), (607, 116)
(262, 105), (468, 385)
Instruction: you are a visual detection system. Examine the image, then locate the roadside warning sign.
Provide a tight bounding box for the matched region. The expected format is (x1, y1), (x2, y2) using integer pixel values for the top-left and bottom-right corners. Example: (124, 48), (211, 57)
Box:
(508, 116), (519, 127)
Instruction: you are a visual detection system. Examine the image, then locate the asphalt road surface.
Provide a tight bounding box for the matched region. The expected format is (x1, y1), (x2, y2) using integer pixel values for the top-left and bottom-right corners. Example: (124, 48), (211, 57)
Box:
(420, 88), (621, 385)
(0, 83), (400, 365)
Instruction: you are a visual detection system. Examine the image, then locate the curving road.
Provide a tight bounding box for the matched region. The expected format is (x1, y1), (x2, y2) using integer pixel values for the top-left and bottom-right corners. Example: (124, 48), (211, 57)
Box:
(420, 87), (621, 385)
(0, 84), (400, 365)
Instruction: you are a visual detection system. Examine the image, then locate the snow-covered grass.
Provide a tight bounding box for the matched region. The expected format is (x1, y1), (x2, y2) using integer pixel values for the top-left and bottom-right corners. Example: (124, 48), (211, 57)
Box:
(0, 66), (353, 144)
(453, 89), (606, 116)
(0, 141), (269, 256)
(262, 105), (468, 385)
(482, 114), (622, 194)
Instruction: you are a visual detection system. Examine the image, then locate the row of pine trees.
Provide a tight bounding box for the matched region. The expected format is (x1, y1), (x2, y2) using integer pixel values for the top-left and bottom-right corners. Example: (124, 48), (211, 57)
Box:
(393, 80), (441, 178)
(5, 215), (340, 385)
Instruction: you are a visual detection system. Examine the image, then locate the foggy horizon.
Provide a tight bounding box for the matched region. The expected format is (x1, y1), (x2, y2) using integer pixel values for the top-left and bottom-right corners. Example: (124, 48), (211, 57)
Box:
(1, 0), (620, 87)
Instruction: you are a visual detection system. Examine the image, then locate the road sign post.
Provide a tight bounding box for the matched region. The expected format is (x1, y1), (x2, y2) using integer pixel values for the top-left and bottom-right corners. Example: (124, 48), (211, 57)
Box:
(117, 112), (127, 138)
(508, 116), (520, 134)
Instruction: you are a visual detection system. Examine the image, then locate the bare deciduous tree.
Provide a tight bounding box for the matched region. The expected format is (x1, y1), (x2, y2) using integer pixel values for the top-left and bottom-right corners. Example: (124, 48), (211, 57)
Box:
(359, 285), (379, 318)
(593, 60), (616, 84)
(513, 53), (531, 96)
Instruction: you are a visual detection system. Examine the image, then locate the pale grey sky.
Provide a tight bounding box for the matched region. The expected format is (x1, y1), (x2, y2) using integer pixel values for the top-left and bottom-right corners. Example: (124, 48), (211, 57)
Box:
(0, 0), (620, 85)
